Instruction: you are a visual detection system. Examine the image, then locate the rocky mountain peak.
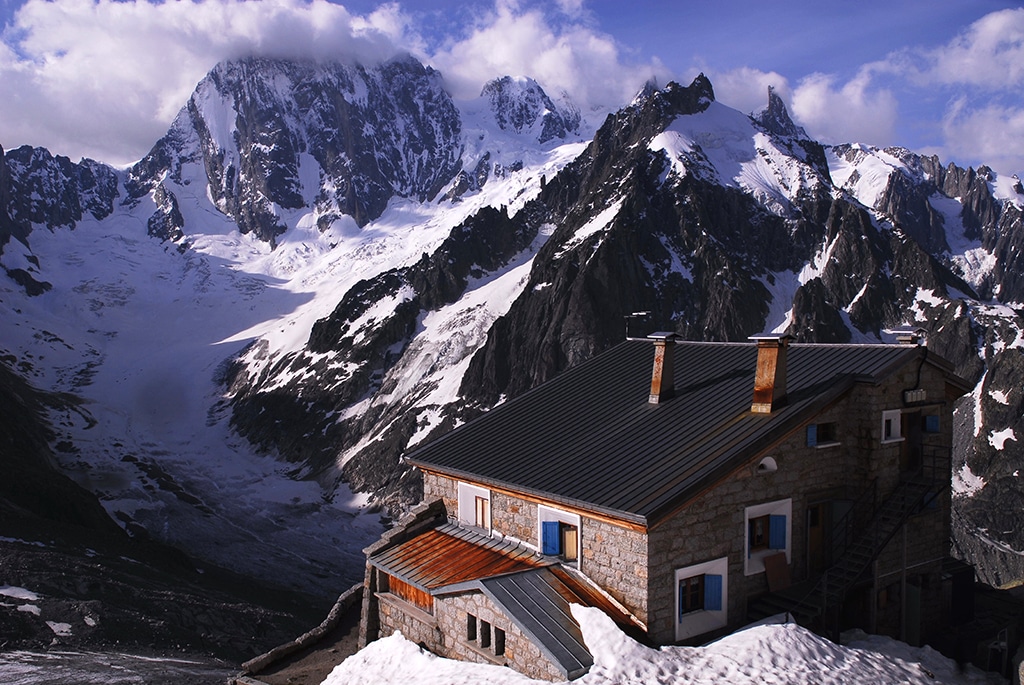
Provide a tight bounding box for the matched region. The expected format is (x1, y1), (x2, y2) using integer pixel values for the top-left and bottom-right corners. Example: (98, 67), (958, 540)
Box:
(481, 75), (581, 143)
(754, 85), (807, 138)
(126, 54), (463, 246)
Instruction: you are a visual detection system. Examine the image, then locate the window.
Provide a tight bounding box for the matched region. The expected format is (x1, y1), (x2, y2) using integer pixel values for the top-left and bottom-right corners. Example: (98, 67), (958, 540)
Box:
(494, 628), (506, 656)
(748, 515), (770, 553)
(924, 414), (940, 433)
(457, 482), (491, 531)
(744, 499), (791, 576)
(539, 506), (581, 564)
(480, 620), (491, 649)
(467, 612), (505, 658)
(806, 421), (838, 447)
(475, 496), (490, 529)
(674, 557), (728, 641)
(882, 409), (902, 443)
(679, 574), (704, 616)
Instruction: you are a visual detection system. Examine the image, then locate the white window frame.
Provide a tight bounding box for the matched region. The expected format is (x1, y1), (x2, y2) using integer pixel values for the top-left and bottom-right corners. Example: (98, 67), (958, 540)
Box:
(457, 482), (491, 532)
(538, 505), (581, 567)
(674, 556), (728, 641)
(881, 409), (903, 444)
(744, 498), (792, 576)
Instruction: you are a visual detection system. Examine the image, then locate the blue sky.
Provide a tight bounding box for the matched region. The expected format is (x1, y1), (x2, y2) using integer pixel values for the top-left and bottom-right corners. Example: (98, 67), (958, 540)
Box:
(1, 0), (1022, 176)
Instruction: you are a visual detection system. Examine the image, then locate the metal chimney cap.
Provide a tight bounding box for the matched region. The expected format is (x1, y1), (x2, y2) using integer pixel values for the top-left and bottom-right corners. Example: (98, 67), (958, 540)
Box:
(648, 332), (680, 342)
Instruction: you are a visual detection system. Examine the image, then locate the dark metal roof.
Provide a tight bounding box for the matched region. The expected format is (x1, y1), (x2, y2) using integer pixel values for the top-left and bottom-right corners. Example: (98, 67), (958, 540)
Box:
(480, 568), (595, 679)
(368, 522), (544, 591)
(407, 341), (944, 524)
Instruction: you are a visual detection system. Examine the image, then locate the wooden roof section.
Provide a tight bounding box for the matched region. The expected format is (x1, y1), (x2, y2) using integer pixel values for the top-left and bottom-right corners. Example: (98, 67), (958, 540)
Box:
(368, 522), (546, 591)
(408, 340), (968, 526)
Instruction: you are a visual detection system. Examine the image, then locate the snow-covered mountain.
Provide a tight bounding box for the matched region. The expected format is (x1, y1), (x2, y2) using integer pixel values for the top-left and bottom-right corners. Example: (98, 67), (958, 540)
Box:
(3, 53), (1024, 612)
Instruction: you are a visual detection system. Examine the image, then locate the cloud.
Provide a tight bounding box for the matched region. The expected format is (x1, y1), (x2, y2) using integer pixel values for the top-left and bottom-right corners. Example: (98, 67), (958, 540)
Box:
(414, 1), (664, 114)
(0, 0), (413, 166)
(0, 0), (665, 166)
(790, 70), (899, 147)
(942, 99), (1024, 176)
(908, 8), (1024, 90)
(708, 67), (792, 117)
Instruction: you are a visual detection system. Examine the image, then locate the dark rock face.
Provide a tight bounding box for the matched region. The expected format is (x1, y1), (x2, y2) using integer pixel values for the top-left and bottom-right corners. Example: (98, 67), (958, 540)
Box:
(482, 76), (581, 143)
(226, 204), (541, 508)
(0, 145), (120, 294)
(127, 55), (463, 245)
(754, 86), (807, 139)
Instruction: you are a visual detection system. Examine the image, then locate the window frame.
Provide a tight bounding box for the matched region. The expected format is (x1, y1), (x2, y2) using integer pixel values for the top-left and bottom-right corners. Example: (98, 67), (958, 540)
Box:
(881, 409), (903, 444)
(674, 556), (728, 641)
(538, 505), (582, 567)
(806, 421), (839, 448)
(744, 498), (792, 576)
(457, 482), (491, 532)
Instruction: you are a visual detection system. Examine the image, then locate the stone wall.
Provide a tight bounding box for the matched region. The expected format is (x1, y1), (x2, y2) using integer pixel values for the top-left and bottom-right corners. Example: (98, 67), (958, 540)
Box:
(416, 353), (958, 649)
(422, 471), (649, 623)
(441, 591), (566, 681)
(645, 358), (956, 644)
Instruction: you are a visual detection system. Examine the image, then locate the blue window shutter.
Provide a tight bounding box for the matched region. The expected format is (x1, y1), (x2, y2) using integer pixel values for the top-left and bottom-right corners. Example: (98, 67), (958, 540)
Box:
(806, 424), (817, 447)
(542, 521), (560, 555)
(704, 574), (723, 611)
(769, 515), (787, 550)
(925, 415), (940, 433)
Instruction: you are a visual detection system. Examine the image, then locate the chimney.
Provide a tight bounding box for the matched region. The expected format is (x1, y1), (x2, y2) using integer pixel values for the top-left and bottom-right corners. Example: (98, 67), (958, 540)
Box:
(750, 334), (792, 413)
(648, 332), (679, 404)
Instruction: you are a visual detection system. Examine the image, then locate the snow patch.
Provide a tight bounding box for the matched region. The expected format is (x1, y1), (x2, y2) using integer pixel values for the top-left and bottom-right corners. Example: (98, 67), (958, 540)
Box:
(46, 622), (73, 636)
(953, 463), (986, 497)
(0, 586), (40, 601)
(322, 603), (1005, 684)
(988, 428), (1016, 449)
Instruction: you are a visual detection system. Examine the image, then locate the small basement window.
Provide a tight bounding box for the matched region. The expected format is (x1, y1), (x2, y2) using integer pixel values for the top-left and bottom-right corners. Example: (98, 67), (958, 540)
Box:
(480, 620), (491, 649)
(466, 614), (477, 641)
(494, 627), (506, 656)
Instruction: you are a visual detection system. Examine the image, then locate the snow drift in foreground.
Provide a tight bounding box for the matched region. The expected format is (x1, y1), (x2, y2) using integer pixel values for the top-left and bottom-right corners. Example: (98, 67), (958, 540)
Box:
(323, 606), (1005, 685)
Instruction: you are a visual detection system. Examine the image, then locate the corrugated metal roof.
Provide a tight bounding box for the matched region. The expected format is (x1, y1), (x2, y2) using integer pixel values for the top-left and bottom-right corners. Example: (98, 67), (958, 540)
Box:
(407, 341), (936, 524)
(369, 522), (544, 591)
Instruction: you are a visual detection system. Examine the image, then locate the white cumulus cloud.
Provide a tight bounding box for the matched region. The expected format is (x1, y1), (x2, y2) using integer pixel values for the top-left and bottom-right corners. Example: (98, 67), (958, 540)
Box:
(708, 67), (792, 118)
(790, 70), (898, 147)
(0, 0), (414, 165)
(428, 1), (662, 114)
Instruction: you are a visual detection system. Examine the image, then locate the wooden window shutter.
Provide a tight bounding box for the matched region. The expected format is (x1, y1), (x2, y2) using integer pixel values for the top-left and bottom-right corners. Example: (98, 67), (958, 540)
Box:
(769, 514), (787, 550)
(703, 574), (723, 611)
(542, 520), (561, 555)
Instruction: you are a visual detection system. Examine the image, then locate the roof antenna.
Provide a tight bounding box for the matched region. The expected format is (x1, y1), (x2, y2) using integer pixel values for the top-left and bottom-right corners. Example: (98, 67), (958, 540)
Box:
(625, 311), (651, 341)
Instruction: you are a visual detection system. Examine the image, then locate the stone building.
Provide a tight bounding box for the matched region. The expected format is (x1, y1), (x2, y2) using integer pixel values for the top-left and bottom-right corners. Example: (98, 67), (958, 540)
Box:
(358, 334), (975, 680)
